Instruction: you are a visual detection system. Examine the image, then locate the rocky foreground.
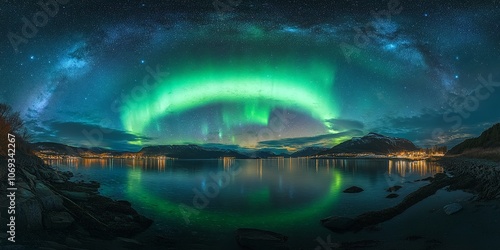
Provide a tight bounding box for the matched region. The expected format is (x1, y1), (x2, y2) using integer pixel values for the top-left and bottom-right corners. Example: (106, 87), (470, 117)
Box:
(321, 173), (455, 234)
(439, 157), (500, 199)
(234, 157), (500, 250)
(321, 156), (500, 235)
(3, 152), (499, 249)
(0, 152), (153, 249)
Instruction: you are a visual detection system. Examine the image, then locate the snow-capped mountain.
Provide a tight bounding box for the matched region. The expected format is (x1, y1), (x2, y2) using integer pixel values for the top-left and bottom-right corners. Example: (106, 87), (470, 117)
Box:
(319, 132), (419, 155)
(290, 147), (329, 157)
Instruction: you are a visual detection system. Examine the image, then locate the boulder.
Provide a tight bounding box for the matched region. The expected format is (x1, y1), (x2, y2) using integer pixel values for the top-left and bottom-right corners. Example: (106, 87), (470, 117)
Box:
(415, 176), (434, 182)
(235, 228), (289, 250)
(443, 203), (462, 215)
(386, 193), (399, 199)
(116, 237), (143, 248)
(43, 241), (70, 250)
(106, 214), (153, 238)
(20, 168), (37, 187)
(60, 191), (91, 201)
(44, 211), (75, 229)
(35, 183), (64, 210)
(343, 186), (364, 193)
(17, 198), (44, 231)
(17, 182), (36, 201)
(39, 168), (56, 180)
(433, 173), (447, 181)
(320, 216), (354, 233)
(106, 200), (136, 214)
(386, 185), (402, 192)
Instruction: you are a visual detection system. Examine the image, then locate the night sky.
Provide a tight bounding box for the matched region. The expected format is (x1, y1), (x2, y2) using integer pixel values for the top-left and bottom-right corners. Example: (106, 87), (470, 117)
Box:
(1, 0), (499, 152)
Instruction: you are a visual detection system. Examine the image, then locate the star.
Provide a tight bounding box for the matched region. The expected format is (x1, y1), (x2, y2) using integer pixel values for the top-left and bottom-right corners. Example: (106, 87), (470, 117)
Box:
(0, 0), (498, 152)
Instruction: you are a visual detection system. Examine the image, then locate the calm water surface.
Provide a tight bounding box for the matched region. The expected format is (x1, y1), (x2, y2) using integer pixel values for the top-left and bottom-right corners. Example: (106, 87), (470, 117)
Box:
(47, 158), (443, 249)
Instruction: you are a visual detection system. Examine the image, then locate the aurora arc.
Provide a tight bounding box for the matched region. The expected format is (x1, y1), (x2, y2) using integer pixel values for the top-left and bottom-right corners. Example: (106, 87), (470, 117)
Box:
(121, 55), (339, 143)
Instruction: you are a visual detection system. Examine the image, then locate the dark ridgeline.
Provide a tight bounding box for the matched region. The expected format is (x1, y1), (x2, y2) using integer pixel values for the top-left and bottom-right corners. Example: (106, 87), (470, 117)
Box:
(319, 132), (418, 155)
(246, 150), (277, 159)
(32, 133), (422, 159)
(447, 123), (500, 156)
(138, 145), (250, 159)
(31, 142), (125, 157)
(289, 147), (329, 157)
(32, 142), (250, 159)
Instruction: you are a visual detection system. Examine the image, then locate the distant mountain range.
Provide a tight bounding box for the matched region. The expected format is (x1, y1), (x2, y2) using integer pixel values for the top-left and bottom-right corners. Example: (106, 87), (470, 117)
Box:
(318, 132), (419, 155)
(447, 123), (500, 160)
(137, 145), (249, 159)
(31, 142), (124, 157)
(31, 132), (420, 159)
(245, 150), (290, 159)
(290, 147), (329, 157)
(31, 142), (250, 159)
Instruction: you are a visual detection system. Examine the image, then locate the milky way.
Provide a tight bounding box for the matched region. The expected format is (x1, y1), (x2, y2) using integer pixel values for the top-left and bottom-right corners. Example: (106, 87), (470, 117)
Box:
(1, 0), (499, 151)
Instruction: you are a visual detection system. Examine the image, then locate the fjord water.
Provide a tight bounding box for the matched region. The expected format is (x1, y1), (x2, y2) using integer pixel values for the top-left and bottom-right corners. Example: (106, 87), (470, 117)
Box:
(48, 158), (443, 249)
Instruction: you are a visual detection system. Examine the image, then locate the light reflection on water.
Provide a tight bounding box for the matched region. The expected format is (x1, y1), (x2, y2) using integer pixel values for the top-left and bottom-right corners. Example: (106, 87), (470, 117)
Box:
(48, 158), (442, 178)
(47, 158), (443, 249)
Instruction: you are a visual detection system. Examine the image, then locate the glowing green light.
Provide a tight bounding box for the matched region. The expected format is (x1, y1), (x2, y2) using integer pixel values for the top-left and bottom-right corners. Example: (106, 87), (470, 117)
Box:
(125, 160), (343, 230)
(247, 187), (271, 209)
(121, 55), (338, 143)
(201, 122), (209, 135)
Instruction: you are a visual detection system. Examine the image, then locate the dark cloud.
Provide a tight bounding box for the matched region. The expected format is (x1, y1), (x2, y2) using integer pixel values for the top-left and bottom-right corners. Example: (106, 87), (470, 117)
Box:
(42, 121), (154, 150)
(374, 87), (500, 148)
(258, 130), (364, 150)
(199, 143), (242, 151)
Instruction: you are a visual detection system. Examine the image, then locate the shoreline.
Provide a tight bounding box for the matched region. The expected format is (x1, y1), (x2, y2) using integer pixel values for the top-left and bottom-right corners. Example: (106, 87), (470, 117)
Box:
(0, 152), (154, 249)
(3, 155), (500, 249)
(318, 156), (500, 249)
(312, 156), (439, 161)
(439, 157), (500, 199)
(40, 155), (439, 161)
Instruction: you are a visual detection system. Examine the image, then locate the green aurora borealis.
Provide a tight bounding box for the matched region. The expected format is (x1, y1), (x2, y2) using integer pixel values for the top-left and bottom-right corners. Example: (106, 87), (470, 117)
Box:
(4, 0), (500, 151)
(121, 43), (339, 146)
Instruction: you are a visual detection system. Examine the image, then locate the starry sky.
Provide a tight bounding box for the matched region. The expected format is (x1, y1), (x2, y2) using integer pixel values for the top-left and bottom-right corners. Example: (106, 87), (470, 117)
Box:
(1, 0), (499, 152)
